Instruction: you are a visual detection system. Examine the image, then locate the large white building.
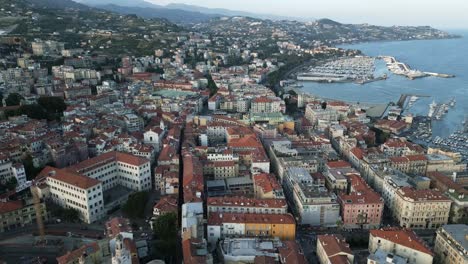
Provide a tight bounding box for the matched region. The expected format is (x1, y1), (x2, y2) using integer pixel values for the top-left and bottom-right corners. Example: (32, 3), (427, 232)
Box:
(40, 167), (105, 223)
(434, 224), (468, 264)
(37, 152), (151, 223)
(283, 167), (340, 226)
(69, 151), (152, 192)
(0, 153), (27, 186)
(369, 228), (434, 264)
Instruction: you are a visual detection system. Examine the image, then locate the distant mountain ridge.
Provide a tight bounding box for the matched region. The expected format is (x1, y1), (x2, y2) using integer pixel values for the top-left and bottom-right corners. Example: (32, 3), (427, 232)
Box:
(165, 3), (309, 21)
(75, 0), (310, 23)
(95, 4), (219, 24)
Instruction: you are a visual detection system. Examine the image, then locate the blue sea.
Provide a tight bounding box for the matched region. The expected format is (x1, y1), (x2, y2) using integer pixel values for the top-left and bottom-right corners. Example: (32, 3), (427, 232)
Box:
(300, 30), (468, 137)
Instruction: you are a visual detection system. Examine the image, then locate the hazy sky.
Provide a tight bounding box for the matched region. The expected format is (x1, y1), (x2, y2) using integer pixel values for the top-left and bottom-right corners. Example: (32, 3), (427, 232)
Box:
(148, 0), (467, 29)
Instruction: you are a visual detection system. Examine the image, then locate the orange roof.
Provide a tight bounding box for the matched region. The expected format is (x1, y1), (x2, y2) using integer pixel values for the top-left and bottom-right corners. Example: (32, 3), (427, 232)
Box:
(158, 145), (178, 162)
(208, 212), (295, 225)
(56, 242), (100, 264)
(228, 135), (262, 149)
(339, 174), (383, 205)
(390, 155), (427, 163)
(154, 195), (178, 214)
(327, 160), (351, 169)
(207, 196), (287, 209)
(70, 151), (149, 172)
(317, 234), (353, 258)
(370, 228), (433, 255)
(278, 241), (308, 264)
(398, 187), (450, 202)
(106, 217), (132, 238)
(350, 147), (364, 160)
(253, 173), (282, 194)
(0, 200), (23, 214)
(41, 166), (101, 190)
(182, 239), (207, 264)
(123, 238), (140, 264)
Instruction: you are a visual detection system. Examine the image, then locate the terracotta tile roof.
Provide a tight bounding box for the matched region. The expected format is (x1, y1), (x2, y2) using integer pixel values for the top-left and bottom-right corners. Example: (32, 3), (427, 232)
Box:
(278, 241), (308, 264)
(350, 147), (364, 160)
(41, 166), (101, 190)
(154, 195), (178, 214)
(228, 135), (262, 149)
(254, 256), (277, 264)
(253, 173), (282, 194)
(370, 228), (433, 255)
(70, 151), (149, 172)
(426, 171), (467, 194)
(327, 160), (351, 169)
(212, 160), (236, 167)
(123, 238), (140, 264)
(207, 196), (287, 209)
(390, 155), (427, 163)
(339, 174), (383, 205)
(0, 200), (23, 214)
(182, 239), (207, 264)
(106, 217), (132, 239)
(158, 145), (178, 162)
(317, 234), (353, 259)
(398, 187), (450, 202)
(328, 255), (350, 264)
(208, 212), (295, 225)
(56, 242), (100, 264)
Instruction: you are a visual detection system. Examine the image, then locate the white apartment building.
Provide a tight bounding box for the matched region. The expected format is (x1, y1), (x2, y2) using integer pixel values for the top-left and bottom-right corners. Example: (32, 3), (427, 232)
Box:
(283, 167), (340, 226)
(250, 97), (282, 113)
(369, 228), (434, 264)
(0, 153), (27, 186)
(434, 225), (468, 264)
(43, 168), (104, 223)
(305, 106), (339, 126)
(124, 114), (144, 133)
(38, 152), (151, 223)
(70, 151), (152, 192)
(206, 124), (227, 143)
(207, 196), (288, 215)
(392, 187), (452, 229)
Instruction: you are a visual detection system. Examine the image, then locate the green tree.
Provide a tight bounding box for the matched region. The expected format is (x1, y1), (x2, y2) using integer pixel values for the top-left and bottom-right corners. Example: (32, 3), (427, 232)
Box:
(38, 96), (67, 114)
(0, 177), (18, 193)
(153, 212), (178, 263)
(122, 191), (149, 219)
(19, 104), (48, 120)
(24, 155), (43, 181)
(5, 93), (23, 106)
(62, 208), (80, 222)
(207, 74), (218, 97)
(0, 91), (3, 107)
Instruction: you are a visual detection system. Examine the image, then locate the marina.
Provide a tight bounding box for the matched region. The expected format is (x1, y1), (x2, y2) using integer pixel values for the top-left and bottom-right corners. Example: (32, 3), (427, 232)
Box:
(406, 117), (468, 162)
(297, 56), (387, 83)
(427, 98), (456, 120)
(300, 33), (468, 138)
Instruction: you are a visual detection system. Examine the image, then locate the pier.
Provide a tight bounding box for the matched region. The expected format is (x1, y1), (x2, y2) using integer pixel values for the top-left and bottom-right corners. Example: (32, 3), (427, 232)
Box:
(397, 93), (430, 109)
(379, 56), (454, 80)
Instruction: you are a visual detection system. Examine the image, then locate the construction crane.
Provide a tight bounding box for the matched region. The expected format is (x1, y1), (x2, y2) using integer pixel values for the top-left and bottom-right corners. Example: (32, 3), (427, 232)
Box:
(31, 182), (46, 243)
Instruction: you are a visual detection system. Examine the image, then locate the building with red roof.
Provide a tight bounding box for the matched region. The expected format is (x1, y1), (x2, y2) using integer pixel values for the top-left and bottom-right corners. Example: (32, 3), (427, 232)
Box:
(317, 234), (354, 264)
(207, 196), (287, 215)
(207, 212), (296, 245)
(56, 242), (103, 264)
(369, 228), (433, 264)
(389, 154), (428, 174)
(391, 186), (452, 229)
(338, 174), (384, 229)
(253, 173), (284, 199)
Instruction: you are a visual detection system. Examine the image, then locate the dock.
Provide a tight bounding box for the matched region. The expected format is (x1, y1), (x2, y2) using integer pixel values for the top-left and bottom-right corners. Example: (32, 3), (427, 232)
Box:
(378, 56), (454, 80)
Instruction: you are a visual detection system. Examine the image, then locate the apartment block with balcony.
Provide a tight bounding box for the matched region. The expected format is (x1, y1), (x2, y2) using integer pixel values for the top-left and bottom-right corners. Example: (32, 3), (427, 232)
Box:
(434, 224), (468, 264)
